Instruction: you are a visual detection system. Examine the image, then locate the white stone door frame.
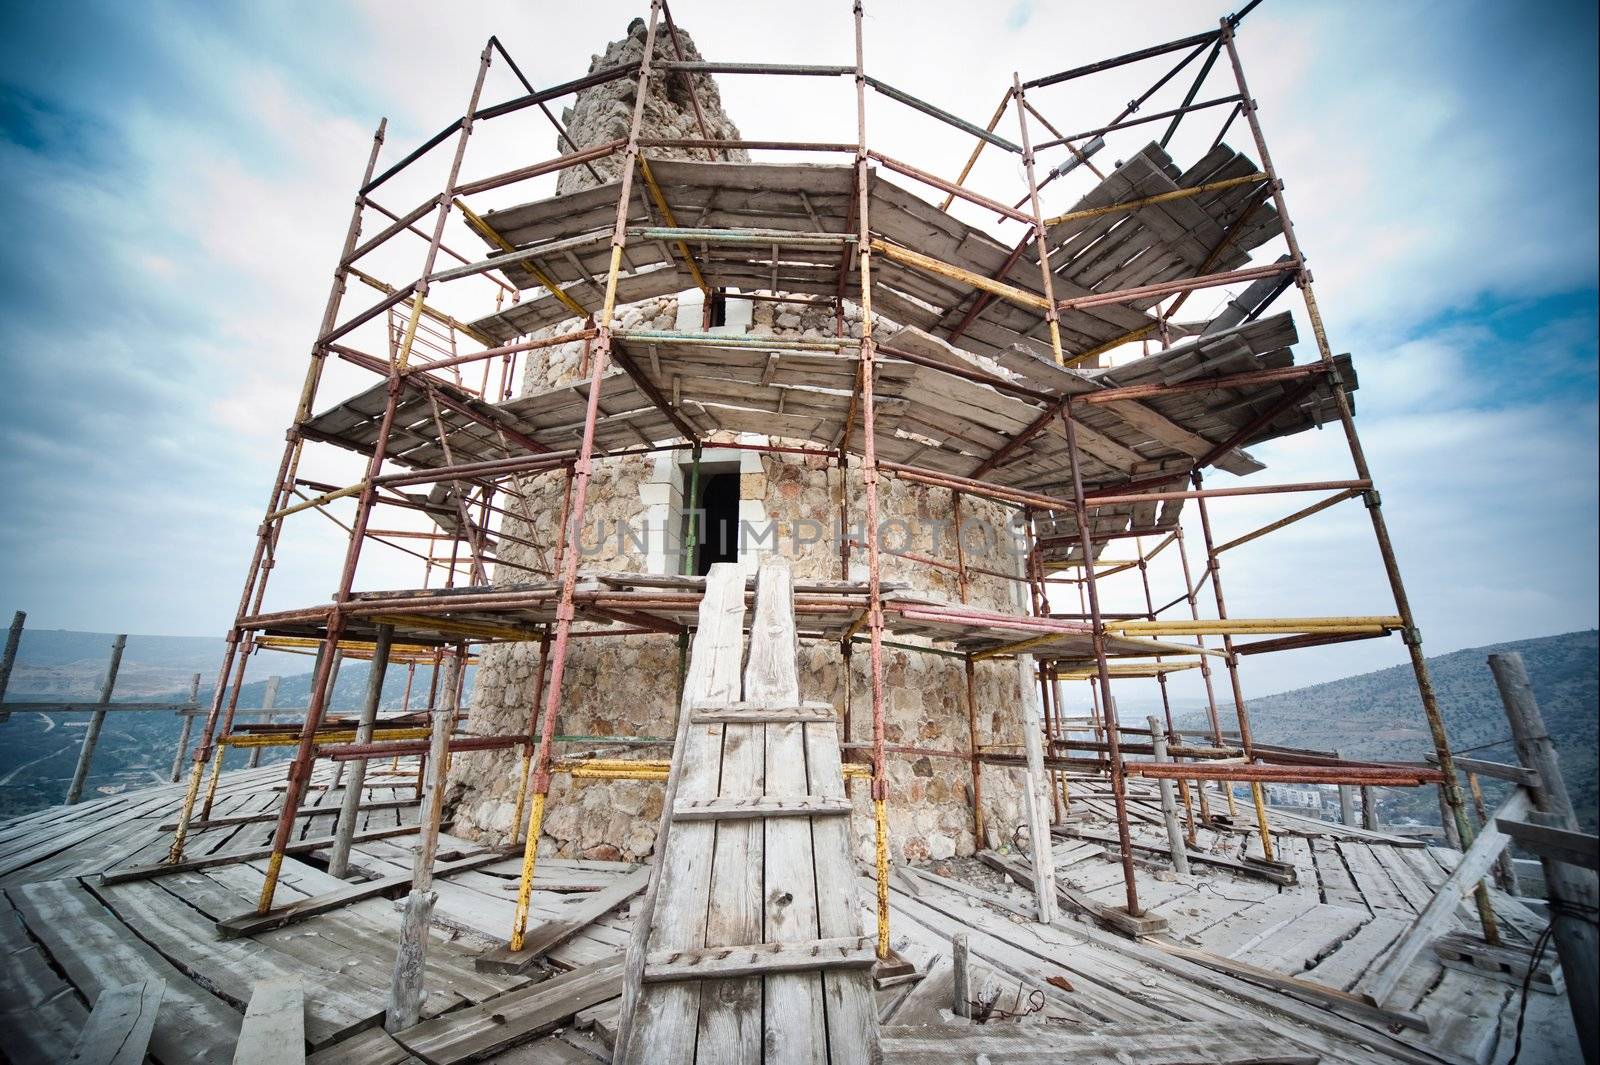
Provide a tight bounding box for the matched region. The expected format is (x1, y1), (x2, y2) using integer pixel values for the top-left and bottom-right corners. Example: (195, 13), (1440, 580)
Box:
(638, 441), (768, 579)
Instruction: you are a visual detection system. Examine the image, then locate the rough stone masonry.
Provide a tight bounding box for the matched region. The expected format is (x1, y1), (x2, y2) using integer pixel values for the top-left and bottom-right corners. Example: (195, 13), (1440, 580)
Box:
(446, 21), (1037, 866)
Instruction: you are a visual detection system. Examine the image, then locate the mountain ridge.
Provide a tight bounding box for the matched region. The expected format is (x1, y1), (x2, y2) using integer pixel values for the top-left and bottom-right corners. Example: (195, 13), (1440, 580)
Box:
(1179, 629), (1597, 830)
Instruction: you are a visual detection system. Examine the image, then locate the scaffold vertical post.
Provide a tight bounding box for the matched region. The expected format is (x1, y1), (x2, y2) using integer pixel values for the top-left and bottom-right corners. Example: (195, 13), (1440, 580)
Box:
(1060, 403), (1141, 916)
(167, 117), (387, 866)
(1219, 17), (1493, 933)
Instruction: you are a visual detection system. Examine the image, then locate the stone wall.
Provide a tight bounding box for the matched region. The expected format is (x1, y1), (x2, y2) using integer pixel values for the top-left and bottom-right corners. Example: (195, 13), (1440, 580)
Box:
(444, 21), (1038, 867)
(447, 291), (1036, 864)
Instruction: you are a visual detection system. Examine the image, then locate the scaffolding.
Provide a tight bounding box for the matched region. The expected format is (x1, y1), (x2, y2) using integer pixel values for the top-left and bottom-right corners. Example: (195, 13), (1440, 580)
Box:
(138, 0), (1499, 996)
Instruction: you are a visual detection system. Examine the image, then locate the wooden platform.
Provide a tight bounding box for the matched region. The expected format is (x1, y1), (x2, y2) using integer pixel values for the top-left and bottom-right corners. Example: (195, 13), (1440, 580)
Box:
(0, 733), (1579, 1064)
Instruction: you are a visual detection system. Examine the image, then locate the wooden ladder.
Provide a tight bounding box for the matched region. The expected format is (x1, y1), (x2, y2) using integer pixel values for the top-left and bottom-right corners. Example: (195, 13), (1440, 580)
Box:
(614, 558), (881, 1064)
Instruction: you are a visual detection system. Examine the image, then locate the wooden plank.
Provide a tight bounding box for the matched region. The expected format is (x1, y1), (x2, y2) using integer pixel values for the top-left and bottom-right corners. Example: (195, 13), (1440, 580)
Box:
(646, 936), (875, 982)
(689, 704), (835, 724)
(672, 795), (851, 821)
(1071, 826), (1294, 884)
(159, 798), (418, 833)
(475, 865), (650, 974)
(10, 878), (243, 1065)
(1337, 842), (1412, 914)
(880, 1020), (1318, 1064)
(1497, 817), (1599, 870)
(88, 877), (382, 1047)
(176, 868), (483, 1017)
(614, 562), (746, 1065)
(1302, 913), (1410, 992)
(1150, 939), (1429, 1032)
(1451, 756), (1540, 789)
(1232, 902), (1370, 974)
(752, 559), (830, 1065)
(0, 888), (89, 1065)
(234, 978), (305, 1065)
(304, 1027), (410, 1065)
(802, 711), (881, 1062)
(1310, 837), (1368, 912)
(215, 850), (503, 938)
(67, 980), (164, 1065)
(692, 563), (778, 1065)
(900, 877), (1455, 1065)
(393, 956), (623, 1064)
(100, 823), (421, 885)
(1370, 844), (1436, 914)
(1361, 788), (1531, 1005)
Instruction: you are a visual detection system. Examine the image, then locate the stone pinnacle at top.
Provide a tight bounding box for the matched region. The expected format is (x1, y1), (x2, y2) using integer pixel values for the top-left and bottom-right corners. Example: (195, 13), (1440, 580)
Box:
(557, 20), (750, 194)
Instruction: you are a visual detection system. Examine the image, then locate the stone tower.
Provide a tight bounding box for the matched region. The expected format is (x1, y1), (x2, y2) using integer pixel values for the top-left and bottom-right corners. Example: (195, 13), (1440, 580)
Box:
(447, 23), (1035, 865)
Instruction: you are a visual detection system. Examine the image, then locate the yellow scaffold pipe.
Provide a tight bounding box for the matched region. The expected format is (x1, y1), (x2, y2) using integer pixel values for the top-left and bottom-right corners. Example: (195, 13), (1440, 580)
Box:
(1104, 616), (1402, 636)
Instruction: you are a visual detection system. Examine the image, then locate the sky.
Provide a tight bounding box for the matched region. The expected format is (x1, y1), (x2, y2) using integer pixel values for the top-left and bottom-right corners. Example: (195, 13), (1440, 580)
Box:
(0, 0), (1594, 698)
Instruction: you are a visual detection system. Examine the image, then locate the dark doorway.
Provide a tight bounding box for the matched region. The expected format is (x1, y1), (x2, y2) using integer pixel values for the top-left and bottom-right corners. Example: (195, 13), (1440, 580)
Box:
(694, 472), (740, 576)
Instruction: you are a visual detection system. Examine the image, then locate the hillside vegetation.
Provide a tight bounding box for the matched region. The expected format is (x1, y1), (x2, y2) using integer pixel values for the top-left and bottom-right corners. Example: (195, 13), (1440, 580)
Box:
(1183, 630), (1597, 830)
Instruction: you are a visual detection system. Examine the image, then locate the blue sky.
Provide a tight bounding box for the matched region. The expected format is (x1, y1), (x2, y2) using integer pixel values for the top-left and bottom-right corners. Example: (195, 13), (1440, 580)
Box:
(0, 0), (1594, 696)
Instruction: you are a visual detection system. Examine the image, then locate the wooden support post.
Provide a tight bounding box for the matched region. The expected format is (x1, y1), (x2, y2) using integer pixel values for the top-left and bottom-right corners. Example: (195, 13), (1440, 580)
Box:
(1335, 748), (1356, 826)
(1436, 786), (1461, 850)
(1052, 670), (1074, 822)
(951, 933), (971, 1018)
(387, 647), (460, 1032)
(1360, 786), (1379, 830)
(246, 675), (281, 770)
(0, 610), (22, 724)
(1149, 716), (1189, 876)
(1219, 16), (1496, 937)
(1017, 650), (1056, 925)
(329, 625), (393, 878)
(1489, 652), (1598, 1061)
(964, 655), (984, 846)
(66, 634), (126, 805)
(170, 673), (201, 782)
(1467, 769), (1519, 895)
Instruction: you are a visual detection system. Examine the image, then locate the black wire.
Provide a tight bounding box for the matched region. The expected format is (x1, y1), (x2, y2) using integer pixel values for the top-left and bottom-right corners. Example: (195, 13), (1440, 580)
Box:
(1453, 736), (1517, 756)
(1507, 921), (1557, 1065)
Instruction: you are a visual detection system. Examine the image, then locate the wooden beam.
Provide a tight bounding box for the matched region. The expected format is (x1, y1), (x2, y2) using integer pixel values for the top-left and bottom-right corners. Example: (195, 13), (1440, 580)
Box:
(100, 825), (422, 886)
(642, 936), (874, 982)
(1360, 788), (1531, 1005)
(475, 866), (649, 975)
(216, 850), (505, 939)
(1497, 816), (1599, 871)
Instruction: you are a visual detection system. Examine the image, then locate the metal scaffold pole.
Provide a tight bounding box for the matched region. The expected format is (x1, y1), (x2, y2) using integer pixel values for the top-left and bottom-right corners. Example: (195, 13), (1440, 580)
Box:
(166, 117), (389, 866)
(1217, 16), (1497, 939)
(255, 40), (494, 915)
(851, 0), (897, 959)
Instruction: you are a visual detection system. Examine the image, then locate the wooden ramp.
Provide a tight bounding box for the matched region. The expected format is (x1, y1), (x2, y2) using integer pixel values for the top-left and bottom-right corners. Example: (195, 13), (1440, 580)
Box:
(614, 558), (881, 1064)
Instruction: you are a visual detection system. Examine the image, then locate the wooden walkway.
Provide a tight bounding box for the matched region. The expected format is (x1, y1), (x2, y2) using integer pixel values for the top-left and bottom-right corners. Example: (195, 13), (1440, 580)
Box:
(614, 558), (880, 1063)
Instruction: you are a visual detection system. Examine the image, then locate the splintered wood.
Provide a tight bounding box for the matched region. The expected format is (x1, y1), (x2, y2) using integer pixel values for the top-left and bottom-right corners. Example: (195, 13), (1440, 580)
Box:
(614, 558), (880, 1064)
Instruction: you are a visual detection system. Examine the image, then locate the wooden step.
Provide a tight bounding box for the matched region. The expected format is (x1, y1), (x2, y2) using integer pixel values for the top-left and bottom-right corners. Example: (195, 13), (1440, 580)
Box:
(671, 796), (852, 822)
(689, 701), (836, 724)
(643, 936), (875, 983)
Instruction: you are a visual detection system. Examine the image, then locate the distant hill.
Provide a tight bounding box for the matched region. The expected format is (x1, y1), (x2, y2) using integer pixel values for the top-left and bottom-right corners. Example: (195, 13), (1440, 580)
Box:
(1180, 630), (1597, 831)
(1, 628), (309, 698)
(0, 627), (468, 818)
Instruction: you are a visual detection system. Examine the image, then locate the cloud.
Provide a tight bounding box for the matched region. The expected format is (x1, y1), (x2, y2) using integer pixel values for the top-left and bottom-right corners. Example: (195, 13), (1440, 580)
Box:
(0, 0), (1592, 719)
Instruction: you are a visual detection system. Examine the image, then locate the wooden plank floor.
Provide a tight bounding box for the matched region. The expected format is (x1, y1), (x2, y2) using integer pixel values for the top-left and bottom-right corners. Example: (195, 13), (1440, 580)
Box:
(0, 741), (1577, 1064)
